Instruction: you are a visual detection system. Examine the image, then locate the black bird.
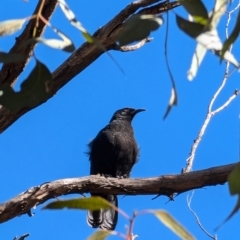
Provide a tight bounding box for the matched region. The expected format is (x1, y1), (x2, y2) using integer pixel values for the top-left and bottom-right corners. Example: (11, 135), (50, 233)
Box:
(87, 107), (145, 230)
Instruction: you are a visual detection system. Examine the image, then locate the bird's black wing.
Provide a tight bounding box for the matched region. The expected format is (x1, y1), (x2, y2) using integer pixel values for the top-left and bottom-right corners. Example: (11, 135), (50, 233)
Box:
(113, 130), (138, 178)
(88, 124), (117, 177)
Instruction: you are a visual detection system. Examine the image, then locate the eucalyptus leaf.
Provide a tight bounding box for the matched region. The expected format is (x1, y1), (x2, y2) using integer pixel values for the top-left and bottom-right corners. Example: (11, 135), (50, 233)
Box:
(43, 197), (110, 211)
(153, 210), (195, 240)
(0, 52), (26, 63)
(117, 14), (163, 46)
(0, 59), (52, 112)
(180, 0), (208, 24)
(87, 230), (111, 240)
(0, 18), (26, 37)
(176, 15), (204, 38)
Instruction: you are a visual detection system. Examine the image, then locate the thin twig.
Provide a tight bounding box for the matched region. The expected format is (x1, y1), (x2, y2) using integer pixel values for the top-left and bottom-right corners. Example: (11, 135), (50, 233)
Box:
(187, 191), (217, 240)
(0, 0), (58, 86)
(184, 3), (240, 173)
(213, 90), (240, 114)
(0, 0), (180, 133)
(163, 8), (178, 119)
(186, 2), (240, 238)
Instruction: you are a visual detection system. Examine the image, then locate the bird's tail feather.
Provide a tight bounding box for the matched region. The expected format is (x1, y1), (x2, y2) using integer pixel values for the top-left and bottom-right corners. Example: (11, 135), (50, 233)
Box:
(87, 209), (102, 228)
(87, 195), (118, 231)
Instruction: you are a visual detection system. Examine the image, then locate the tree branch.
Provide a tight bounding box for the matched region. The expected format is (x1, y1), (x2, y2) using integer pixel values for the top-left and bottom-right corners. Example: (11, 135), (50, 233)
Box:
(184, 4), (240, 172)
(0, 162), (236, 224)
(0, 0), (58, 86)
(0, 0), (180, 133)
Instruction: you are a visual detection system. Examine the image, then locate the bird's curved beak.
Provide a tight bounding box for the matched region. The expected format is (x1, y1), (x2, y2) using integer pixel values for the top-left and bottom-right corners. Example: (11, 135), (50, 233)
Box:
(132, 108), (146, 117)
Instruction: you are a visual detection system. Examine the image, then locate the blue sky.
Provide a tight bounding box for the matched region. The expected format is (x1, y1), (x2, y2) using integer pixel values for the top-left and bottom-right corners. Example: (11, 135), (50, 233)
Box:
(1, 0), (240, 239)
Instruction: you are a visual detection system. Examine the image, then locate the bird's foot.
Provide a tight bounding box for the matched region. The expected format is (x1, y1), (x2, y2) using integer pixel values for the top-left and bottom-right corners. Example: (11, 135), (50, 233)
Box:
(116, 174), (128, 179)
(101, 174), (113, 178)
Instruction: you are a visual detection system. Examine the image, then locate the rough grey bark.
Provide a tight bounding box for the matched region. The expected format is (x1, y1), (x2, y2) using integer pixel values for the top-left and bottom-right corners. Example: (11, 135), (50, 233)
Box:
(0, 162), (235, 224)
(0, 0), (180, 133)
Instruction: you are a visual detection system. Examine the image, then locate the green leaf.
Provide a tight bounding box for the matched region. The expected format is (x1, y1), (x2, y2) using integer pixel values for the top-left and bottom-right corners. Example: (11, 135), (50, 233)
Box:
(179, 0), (208, 24)
(82, 32), (94, 43)
(0, 51), (26, 63)
(153, 210), (195, 240)
(25, 25), (75, 52)
(0, 18), (26, 37)
(224, 196), (240, 225)
(0, 85), (23, 112)
(20, 60), (52, 102)
(58, 0), (95, 43)
(187, 6), (225, 81)
(196, 29), (222, 49)
(176, 15), (205, 38)
(210, 0), (228, 29)
(58, 0), (125, 74)
(194, 28), (238, 68)
(43, 197), (110, 211)
(215, 195), (240, 231)
(228, 163), (240, 195)
(0, 59), (52, 112)
(180, 0), (229, 80)
(221, 9), (240, 58)
(163, 86), (177, 119)
(218, 50), (239, 68)
(87, 230), (112, 240)
(117, 14), (163, 46)
(187, 43), (207, 80)
(215, 163), (240, 230)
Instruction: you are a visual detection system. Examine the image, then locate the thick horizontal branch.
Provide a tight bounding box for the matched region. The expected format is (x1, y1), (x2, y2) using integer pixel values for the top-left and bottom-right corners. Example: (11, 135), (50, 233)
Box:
(0, 0), (180, 133)
(0, 162), (236, 224)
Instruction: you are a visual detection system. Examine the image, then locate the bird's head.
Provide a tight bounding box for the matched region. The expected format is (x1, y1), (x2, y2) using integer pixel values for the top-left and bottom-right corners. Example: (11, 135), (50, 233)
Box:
(110, 108), (145, 122)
